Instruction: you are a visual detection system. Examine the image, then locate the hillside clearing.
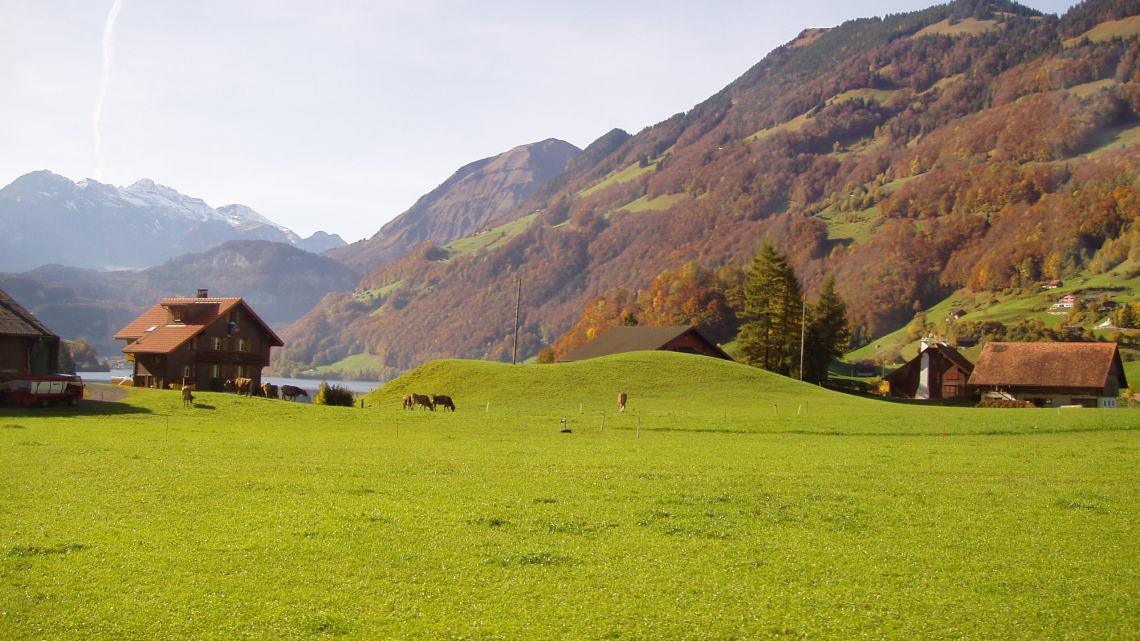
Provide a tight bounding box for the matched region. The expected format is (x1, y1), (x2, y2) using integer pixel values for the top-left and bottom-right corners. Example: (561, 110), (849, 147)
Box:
(1064, 14), (1140, 47)
(913, 17), (999, 38)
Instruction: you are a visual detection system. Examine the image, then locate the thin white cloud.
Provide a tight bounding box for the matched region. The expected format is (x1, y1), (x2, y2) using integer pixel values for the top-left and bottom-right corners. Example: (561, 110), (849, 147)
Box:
(93, 0), (124, 180)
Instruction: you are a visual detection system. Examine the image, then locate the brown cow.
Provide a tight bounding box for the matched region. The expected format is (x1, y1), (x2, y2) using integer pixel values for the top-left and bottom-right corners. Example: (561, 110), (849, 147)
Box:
(281, 384), (308, 401)
(261, 382), (279, 399)
(432, 394), (455, 412)
(233, 378), (254, 396)
(412, 393), (434, 411)
(618, 392), (627, 412)
(402, 394), (414, 410)
(181, 385), (195, 407)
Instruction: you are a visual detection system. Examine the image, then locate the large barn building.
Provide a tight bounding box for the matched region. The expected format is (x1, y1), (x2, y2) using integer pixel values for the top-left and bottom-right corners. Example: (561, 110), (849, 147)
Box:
(114, 289), (283, 390)
(0, 287), (61, 377)
(967, 342), (1127, 408)
(559, 325), (732, 362)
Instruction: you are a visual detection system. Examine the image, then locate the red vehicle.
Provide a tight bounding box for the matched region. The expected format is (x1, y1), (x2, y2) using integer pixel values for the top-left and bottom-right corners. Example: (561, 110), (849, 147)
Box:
(0, 375), (85, 407)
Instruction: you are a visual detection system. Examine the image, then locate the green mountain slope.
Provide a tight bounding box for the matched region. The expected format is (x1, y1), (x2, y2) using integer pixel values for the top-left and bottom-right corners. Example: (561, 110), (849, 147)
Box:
(280, 0), (1140, 381)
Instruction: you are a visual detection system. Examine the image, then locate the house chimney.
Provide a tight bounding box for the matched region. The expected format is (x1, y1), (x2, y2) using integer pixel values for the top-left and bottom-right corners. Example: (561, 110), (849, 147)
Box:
(197, 288), (208, 299)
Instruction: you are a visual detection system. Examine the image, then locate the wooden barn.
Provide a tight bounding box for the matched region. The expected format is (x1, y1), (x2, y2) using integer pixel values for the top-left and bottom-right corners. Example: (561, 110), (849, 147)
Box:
(559, 326), (733, 362)
(966, 342), (1127, 408)
(884, 342), (974, 400)
(114, 289), (283, 390)
(0, 287), (61, 377)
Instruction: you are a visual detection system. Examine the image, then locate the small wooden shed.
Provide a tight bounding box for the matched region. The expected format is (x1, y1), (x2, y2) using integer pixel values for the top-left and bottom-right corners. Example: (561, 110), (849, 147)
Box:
(884, 342), (974, 400)
(0, 287), (61, 377)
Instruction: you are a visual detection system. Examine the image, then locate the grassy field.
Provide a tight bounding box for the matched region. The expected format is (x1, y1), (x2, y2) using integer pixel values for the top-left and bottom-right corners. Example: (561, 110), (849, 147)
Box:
(3, 352), (1139, 639)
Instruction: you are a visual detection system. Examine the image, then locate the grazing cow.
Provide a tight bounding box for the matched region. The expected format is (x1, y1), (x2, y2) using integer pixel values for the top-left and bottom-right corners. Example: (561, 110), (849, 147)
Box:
(432, 394), (455, 412)
(618, 392), (627, 412)
(261, 382), (279, 399)
(412, 393), (435, 411)
(225, 378), (253, 396)
(281, 384), (308, 401)
(234, 378), (254, 396)
(181, 386), (195, 407)
(402, 394), (414, 410)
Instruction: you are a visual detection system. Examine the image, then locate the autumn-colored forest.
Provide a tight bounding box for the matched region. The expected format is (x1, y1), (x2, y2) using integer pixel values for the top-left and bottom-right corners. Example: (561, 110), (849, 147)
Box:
(274, 0), (1140, 380)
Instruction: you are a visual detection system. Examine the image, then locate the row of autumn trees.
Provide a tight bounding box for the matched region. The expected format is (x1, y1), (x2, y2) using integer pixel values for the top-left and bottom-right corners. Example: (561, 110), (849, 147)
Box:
(550, 242), (849, 385)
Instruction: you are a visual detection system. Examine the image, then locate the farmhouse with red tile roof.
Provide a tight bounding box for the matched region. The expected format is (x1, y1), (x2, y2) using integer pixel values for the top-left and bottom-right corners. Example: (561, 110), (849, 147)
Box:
(114, 289), (283, 390)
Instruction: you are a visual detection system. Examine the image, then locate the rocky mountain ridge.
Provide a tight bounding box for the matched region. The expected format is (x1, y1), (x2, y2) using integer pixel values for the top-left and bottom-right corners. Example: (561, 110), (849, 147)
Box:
(326, 138), (580, 272)
(0, 171), (346, 272)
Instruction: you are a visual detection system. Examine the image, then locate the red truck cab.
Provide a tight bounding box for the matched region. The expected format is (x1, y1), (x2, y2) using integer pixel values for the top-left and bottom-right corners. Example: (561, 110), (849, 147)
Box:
(0, 375), (85, 407)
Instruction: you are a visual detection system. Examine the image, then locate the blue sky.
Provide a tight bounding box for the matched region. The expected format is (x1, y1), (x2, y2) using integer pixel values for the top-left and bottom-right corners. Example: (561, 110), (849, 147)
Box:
(0, 1), (1081, 242)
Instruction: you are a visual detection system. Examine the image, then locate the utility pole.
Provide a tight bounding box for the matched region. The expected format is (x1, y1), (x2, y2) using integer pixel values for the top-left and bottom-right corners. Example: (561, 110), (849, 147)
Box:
(512, 276), (522, 365)
(799, 298), (806, 381)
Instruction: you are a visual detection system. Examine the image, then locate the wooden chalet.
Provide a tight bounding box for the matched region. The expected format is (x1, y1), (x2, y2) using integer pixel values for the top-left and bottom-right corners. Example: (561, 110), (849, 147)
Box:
(0, 287), (61, 377)
(966, 342), (1127, 408)
(114, 289), (283, 390)
(559, 325), (733, 362)
(884, 342), (974, 400)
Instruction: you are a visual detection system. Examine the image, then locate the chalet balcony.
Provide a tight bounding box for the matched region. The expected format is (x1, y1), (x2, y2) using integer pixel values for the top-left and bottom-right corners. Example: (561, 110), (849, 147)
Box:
(196, 350), (268, 365)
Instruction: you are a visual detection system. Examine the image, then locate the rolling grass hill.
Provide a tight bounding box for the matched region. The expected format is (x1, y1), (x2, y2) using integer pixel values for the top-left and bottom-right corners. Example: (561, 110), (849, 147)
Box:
(2, 361), (1138, 638)
(366, 351), (1137, 434)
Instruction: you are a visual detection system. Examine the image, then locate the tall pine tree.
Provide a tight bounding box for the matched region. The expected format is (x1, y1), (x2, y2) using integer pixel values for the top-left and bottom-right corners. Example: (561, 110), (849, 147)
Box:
(803, 275), (850, 385)
(738, 242), (803, 376)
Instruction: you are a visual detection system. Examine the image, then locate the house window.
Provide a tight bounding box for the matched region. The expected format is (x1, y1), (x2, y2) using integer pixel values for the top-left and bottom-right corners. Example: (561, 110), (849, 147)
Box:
(237, 338), (247, 352)
(183, 365), (191, 378)
(229, 311), (239, 323)
(173, 309), (183, 323)
(236, 365), (245, 378)
(190, 337), (198, 350)
(212, 336), (222, 351)
(211, 364), (220, 379)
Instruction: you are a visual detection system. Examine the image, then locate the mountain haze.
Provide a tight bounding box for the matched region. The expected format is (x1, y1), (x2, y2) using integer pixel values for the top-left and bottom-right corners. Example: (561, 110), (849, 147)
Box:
(327, 139), (580, 272)
(0, 171), (347, 272)
(1, 240), (359, 356)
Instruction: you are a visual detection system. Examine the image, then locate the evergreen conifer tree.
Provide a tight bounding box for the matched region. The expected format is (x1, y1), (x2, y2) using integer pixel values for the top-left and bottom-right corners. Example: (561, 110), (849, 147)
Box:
(738, 242), (803, 376)
(803, 275), (850, 385)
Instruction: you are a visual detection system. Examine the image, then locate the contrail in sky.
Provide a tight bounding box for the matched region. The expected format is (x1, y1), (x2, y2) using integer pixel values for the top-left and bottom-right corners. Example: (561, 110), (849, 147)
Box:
(93, 0), (125, 181)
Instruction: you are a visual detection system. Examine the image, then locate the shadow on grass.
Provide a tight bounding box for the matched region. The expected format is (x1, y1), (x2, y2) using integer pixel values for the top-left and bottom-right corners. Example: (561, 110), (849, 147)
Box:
(1, 402), (153, 417)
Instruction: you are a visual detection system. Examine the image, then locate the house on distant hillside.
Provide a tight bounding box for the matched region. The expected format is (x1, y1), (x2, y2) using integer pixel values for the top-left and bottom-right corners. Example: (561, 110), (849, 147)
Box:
(966, 342), (1126, 408)
(559, 326), (732, 362)
(114, 289), (283, 390)
(1044, 280), (1063, 289)
(884, 342), (974, 400)
(0, 287), (61, 376)
(946, 308), (968, 321)
(1052, 294), (1077, 309)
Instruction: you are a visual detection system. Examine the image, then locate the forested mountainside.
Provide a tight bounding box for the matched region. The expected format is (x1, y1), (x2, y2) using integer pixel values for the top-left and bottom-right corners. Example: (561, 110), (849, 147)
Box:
(326, 139), (580, 272)
(1, 240), (359, 356)
(275, 0), (1140, 380)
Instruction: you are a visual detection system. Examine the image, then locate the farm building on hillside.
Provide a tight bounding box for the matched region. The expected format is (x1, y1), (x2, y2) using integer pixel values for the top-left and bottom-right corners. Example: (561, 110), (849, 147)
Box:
(0, 287), (61, 376)
(559, 326), (732, 362)
(884, 342), (974, 400)
(967, 342), (1127, 408)
(114, 289), (283, 390)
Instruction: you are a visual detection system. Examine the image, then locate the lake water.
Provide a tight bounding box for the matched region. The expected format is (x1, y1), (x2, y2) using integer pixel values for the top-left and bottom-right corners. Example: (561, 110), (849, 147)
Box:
(81, 369), (384, 403)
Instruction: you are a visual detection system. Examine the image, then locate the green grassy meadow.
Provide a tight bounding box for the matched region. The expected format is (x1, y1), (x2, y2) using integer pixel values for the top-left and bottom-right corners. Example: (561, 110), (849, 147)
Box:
(3, 352), (1139, 639)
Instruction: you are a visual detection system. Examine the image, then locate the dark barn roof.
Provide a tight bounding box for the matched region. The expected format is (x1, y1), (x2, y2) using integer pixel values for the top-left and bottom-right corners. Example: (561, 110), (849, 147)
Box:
(559, 325), (732, 362)
(967, 342), (1126, 389)
(0, 288), (56, 338)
